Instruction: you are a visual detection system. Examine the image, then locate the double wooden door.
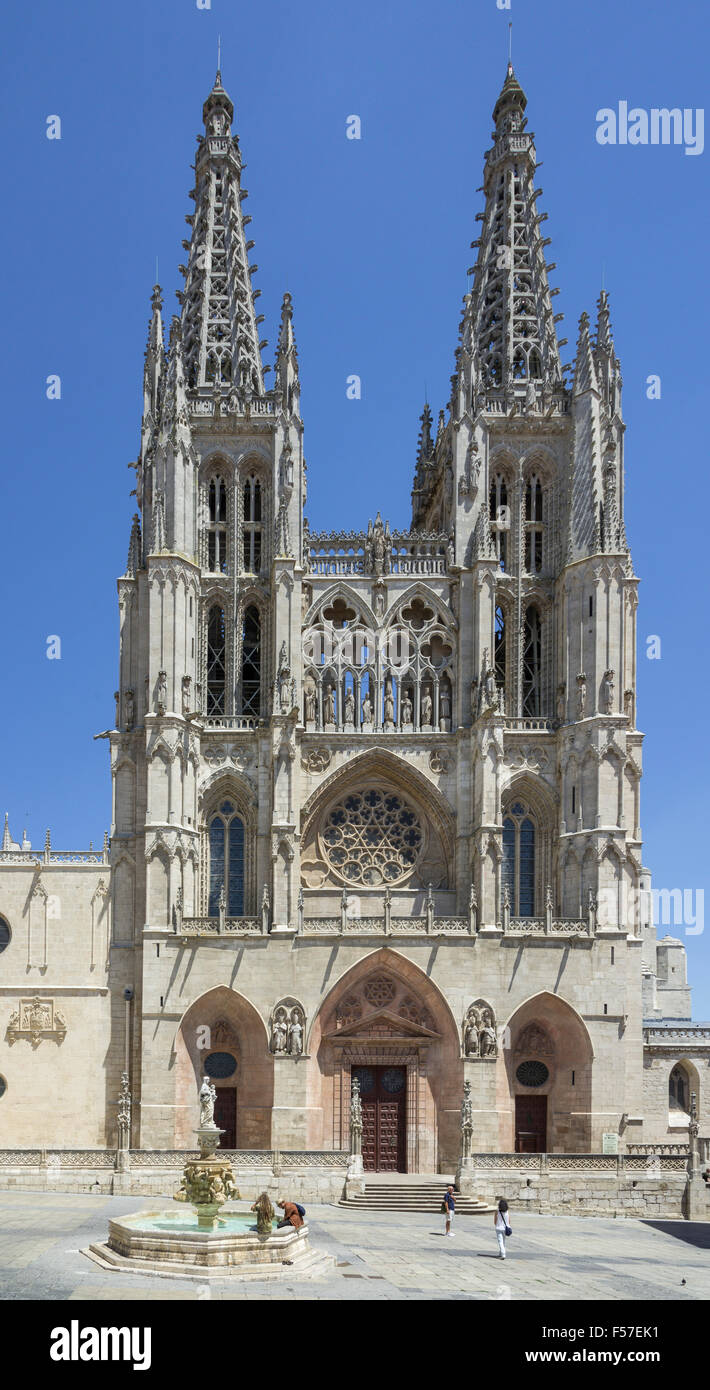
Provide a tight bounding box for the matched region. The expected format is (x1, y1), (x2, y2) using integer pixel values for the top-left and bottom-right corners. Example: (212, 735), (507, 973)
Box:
(515, 1095), (547, 1153)
(352, 1065), (407, 1172)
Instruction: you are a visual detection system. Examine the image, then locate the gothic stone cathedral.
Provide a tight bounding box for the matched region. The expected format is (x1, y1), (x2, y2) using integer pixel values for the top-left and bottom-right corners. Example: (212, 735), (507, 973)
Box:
(0, 66), (705, 1173)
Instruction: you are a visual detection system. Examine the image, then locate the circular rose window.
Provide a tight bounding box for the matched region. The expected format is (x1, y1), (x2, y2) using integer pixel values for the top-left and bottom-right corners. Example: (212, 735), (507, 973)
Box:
(320, 790), (423, 886)
(516, 1060), (549, 1088)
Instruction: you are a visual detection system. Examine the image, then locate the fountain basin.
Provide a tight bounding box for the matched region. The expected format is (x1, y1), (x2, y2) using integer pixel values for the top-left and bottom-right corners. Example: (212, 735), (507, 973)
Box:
(83, 1206), (333, 1280)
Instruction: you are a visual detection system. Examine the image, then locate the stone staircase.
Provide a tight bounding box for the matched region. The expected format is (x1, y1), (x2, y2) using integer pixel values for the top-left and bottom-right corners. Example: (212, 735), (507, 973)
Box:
(340, 1178), (494, 1215)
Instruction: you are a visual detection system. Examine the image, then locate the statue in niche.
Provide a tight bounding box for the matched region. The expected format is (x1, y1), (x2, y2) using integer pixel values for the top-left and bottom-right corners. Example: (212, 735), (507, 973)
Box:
(384, 676), (395, 727)
(361, 691), (373, 725)
(479, 1008), (497, 1057)
(125, 689), (134, 730)
(624, 689), (634, 722)
(181, 675), (191, 717)
(270, 1007), (288, 1054)
(304, 685), (317, 724)
(114, 691), (120, 726)
(366, 512), (391, 577)
(156, 670), (167, 715)
(481, 649), (497, 710)
(277, 643), (291, 713)
(446, 528), (455, 568)
(373, 584), (386, 619)
(439, 684), (451, 728)
(556, 683), (566, 723)
(601, 669), (614, 715)
(421, 688), (433, 727)
(401, 691), (413, 726)
(199, 1075), (217, 1128)
(344, 690), (355, 725)
(287, 1008), (304, 1056)
(576, 673), (587, 720)
(464, 1007), (480, 1056)
(323, 684), (336, 726)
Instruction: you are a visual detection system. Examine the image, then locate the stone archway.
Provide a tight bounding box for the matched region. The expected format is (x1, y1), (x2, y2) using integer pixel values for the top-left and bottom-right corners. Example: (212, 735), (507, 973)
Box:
(173, 986), (273, 1148)
(502, 992), (594, 1153)
(306, 949), (461, 1172)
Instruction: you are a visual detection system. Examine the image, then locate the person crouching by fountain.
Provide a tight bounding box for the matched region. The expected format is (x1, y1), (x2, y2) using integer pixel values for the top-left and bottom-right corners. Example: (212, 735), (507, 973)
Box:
(251, 1191), (275, 1235)
(276, 1199), (305, 1230)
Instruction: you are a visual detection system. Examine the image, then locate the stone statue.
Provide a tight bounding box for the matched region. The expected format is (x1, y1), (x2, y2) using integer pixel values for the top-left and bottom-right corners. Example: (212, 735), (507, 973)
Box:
(361, 691), (373, 724)
(156, 670), (168, 715)
(287, 1009), (304, 1056)
(401, 691), (413, 726)
(344, 690), (355, 725)
(181, 675), (191, 717)
(323, 684), (336, 726)
(304, 685), (316, 723)
(439, 684), (451, 728)
(251, 1191), (275, 1235)
(270, 1007), (288, 1054)
(125, 689), (134, 729)
(383, 677), (395, 726)
(601, 669), (614, 715)
(624, 688), (634, 722)
(479, 1009), (497, 1057)
(421, 689), (432, 726)
(117, 1071), (131, 1149)
(464, 1007), (480, 1056)
(484, 665), (497, 711)
(199, 1075), (217, 1128)
(556, 683), (566, 723)
(576, 672), (587, 720)
(114, 691), (120, 726)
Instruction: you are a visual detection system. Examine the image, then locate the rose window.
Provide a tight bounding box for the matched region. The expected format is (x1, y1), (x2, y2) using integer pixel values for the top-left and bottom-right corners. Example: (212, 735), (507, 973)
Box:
(320, 790), (423, 886)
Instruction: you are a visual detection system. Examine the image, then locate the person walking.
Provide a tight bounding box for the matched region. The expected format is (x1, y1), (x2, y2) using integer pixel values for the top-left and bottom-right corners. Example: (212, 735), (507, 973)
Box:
(442, 1184), (456, 1237)
(494, 1198), (511, 1258)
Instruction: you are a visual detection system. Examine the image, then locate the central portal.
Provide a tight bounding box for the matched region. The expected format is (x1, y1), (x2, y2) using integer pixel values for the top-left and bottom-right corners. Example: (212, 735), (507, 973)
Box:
(352, 1065), (407, 1171)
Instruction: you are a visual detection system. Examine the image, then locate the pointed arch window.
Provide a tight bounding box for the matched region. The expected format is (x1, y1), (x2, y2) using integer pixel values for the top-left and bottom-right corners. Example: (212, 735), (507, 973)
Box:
(208, 800), (245, 916)
(207, 478), (228, 573)
(494, 604), (506, 690)
(241, 605), (261, 716)
(524, 475), (544, 574)
(206, 606), (226, 715)
(522, 605), (542, 716)
(668, 1065), (689, 1114)
(242, 476), (262, 573)
(503, 802), (536, 916)
(489, 473), (509, 570)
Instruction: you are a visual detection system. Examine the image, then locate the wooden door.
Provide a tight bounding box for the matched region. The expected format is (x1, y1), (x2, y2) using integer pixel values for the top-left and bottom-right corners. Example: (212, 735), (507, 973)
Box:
(515, 1094), (547, 1153)
(214, 1088), (237, 1148)
(352, 1066), (407, 1171)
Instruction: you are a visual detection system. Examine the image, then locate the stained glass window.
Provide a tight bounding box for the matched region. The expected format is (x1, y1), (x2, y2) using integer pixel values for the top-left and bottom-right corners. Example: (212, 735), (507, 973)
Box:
(502, 806), (536, 917)
(208, 804), (245, 916)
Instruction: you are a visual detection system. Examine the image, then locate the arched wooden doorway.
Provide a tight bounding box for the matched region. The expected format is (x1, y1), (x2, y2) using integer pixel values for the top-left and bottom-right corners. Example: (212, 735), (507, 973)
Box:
(174, 986), (273, 1149)
(502, 993), (594, 1153)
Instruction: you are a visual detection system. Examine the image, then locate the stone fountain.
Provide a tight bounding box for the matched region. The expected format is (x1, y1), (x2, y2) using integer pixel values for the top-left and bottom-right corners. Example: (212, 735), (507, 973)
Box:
(173, 1076), (240, 1230)
(83, 1075), (334, 1280)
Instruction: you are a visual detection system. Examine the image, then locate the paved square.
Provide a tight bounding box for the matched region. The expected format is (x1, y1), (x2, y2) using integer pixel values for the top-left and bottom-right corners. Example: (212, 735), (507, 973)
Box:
(0, 1192), (707, 1301)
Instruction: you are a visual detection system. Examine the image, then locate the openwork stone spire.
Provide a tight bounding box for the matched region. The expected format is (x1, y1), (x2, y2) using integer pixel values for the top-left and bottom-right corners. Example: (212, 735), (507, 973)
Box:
(178, 72), (265, 395)
(463, 65), (564, 396)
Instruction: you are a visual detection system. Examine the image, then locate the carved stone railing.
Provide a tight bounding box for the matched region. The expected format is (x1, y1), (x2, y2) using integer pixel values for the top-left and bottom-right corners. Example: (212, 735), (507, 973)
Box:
(179, 917), (262, 936)
(189, 394), (276, 419)
(503, 717), (554, 732)
(307, 529), (448, 578)
(501, 917), (590, 937)
(201, 716), (258, 731)
(470, 1152), (688, 1173)
(0, 848), (109, 865)
(301, 916), (470, 937)
(626, 1143), (690, 1155)
(643, 1026), (710, 1047)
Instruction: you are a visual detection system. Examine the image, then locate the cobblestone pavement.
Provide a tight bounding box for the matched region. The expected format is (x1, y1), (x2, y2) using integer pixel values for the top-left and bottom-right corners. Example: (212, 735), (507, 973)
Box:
(0, 1191), (708, 1301)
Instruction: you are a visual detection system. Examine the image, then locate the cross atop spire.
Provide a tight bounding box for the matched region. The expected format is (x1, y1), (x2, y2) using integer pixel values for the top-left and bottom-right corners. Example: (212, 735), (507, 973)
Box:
(178, 73), (265, 397)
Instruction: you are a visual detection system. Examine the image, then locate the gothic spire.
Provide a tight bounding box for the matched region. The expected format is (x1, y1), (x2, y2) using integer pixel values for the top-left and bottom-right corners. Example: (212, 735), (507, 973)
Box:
(461, 65), (565, 401)
(2, 813), (11, 851)
(178, 72), (265, 396)
(143, 284), (165, 419)
(125, 514), (141, 576)
(411, 401), (435, 525)
(274, 291), (300, 415)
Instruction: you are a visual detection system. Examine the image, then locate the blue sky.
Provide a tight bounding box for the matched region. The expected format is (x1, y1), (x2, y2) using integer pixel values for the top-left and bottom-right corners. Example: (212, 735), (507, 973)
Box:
(1, 0), (708, 1010)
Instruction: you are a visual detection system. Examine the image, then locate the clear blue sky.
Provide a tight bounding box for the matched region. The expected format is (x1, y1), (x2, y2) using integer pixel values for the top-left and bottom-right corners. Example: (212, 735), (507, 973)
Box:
(0, 1), (708, 1010)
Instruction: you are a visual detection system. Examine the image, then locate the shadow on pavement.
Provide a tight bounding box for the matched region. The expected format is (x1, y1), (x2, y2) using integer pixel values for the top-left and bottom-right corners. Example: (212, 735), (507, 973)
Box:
(642, 1221), (710, 1249)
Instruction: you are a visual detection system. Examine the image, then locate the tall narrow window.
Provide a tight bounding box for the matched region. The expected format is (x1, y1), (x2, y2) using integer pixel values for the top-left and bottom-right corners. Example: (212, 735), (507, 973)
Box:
(522, 605), (542, 716)
(524, 476), (544, 574)
(494, 604), (506, 691)
(207, 478), (228, 572)
(241, 605), (261, 715)
(242, 477), (263, 573)
(489, 473), (509, 570)
(502, 802), (536, 916)
(208, 801), (245, 916)
(206, 606), (226, 714)
(668, 1065), (689, 1113)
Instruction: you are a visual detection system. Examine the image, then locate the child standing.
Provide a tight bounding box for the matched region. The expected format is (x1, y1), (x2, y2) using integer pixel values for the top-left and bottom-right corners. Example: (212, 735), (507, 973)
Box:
(494, 1198), (511, 1258)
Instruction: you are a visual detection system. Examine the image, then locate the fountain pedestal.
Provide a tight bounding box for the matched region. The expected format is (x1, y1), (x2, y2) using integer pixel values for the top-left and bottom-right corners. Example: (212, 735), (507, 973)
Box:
(173, 1124), (240, 1231)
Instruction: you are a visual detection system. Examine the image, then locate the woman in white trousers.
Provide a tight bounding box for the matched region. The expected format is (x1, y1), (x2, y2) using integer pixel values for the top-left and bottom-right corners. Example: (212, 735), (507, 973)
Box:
(494, 1198), (510, 1258)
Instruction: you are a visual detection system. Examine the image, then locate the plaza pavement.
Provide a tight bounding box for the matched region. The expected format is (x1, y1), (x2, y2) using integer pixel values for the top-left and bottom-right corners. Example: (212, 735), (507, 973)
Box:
(0, 1190), (708, 1301)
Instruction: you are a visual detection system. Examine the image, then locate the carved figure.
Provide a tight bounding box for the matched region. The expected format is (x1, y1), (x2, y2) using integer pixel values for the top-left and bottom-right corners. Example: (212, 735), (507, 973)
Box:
(464, 1006), (480, 1056)
(624, 688), (634, 722)
(287, 1009), (304, 1056)
(199, 1075), (217, 1127)
(601, 669), (614, 715)
(421, 689), (433, 726)
(114, 691), (120, 726)
(344, 690), (355, 725)
(304, 686), (317, 723)
(323, 684), (336, 726)
(156, 670), (168, 715)
(576, 673), (587, 720)
(439, 684), (451, 727)
(270, 1007), (288, 1054)
(181, 675), (191, 717)
(401, 691), (413, 726)
(384, 677), (395, 726)
(361, 691), (373, 724)
(479, 1009), (497, 1057)
(125, 689), (134, 729)
(556, 683), (566, 722)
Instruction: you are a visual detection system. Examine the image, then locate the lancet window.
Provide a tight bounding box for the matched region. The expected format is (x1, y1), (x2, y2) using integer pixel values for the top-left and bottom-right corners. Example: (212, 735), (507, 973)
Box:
(494, 604), (506, 691)
(240, 605), (261, 716)
(489, 473), (509, 570)
(206, 605), (227, 715)
(524, 475), (544, 574)
(208, 800), (245, 916)
(668, 1065), (689, 1114)
(502, 801), (536, 917)
(207, 478), (228, 573)
(521, 605), (542, 717)
(242, 476), (262, 573)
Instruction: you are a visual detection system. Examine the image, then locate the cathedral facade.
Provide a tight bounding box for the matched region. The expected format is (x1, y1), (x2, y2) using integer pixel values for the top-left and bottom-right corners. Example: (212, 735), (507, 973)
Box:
(0, 67), (707, 1172)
